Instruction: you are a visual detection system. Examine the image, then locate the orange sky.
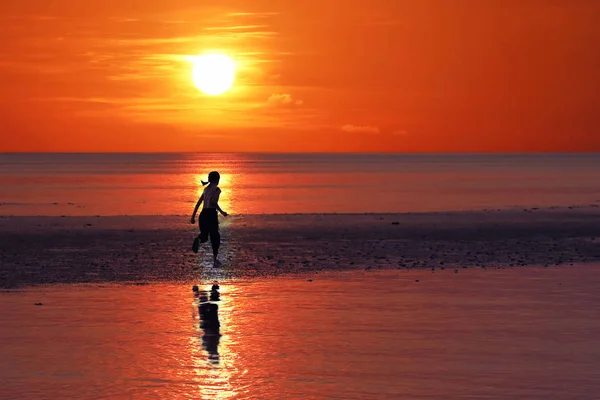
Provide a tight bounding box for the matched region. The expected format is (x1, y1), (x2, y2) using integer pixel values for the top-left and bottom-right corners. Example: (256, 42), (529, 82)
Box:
(1, 1), (599, 152)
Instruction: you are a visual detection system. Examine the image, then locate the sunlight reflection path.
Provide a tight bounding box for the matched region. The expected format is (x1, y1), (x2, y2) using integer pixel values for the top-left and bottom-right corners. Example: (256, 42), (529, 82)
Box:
(189, 252), (244, 398)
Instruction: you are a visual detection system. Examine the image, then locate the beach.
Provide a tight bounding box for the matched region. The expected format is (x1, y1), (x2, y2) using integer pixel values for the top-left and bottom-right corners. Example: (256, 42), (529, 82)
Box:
(1, 207), (600, 288)
(2, 267), (600, 399)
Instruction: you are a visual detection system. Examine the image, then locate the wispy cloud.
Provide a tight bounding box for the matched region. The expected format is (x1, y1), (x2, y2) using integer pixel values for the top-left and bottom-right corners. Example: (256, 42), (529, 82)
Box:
(204, 25), (271, 31)
(341, 124), (380, 134)
(1, 15), (59, 21)
(267, 93), (303, 107)
(226, 12), (281, 18)
(0, 7), (316, 134)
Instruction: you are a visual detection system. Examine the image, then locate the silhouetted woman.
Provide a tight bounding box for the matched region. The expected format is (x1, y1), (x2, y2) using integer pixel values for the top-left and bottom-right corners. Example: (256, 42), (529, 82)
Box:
(190, 171), (228, 264)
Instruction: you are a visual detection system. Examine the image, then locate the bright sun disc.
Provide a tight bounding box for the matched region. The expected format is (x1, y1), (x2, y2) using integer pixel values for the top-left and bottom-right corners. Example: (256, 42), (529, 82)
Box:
(191, 54), (235, 95)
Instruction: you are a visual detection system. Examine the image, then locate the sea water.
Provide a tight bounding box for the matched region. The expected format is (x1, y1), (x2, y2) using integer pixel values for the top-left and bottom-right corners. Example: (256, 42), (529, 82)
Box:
(1, 153), (599, 216)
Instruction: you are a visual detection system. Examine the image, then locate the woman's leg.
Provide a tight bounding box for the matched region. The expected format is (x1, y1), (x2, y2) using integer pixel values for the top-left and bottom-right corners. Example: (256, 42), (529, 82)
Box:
(210, 228), (220, 260)
(193, 211), (210, 253)
(198, 212), (209, 243)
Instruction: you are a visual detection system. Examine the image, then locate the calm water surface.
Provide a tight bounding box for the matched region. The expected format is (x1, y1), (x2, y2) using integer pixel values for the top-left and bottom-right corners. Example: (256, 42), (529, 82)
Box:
(1, 153), (599, 215)
(1, 268), (599, 399)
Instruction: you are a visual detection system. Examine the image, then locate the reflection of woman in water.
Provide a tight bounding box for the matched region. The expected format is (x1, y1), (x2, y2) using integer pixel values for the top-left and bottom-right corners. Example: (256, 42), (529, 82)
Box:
(194, 285), (222, 364)
(190, 171), (228, 265)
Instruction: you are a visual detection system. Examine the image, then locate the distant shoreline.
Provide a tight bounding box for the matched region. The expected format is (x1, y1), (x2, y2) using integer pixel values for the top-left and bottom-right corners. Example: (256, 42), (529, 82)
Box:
(1, 203), (599, 218)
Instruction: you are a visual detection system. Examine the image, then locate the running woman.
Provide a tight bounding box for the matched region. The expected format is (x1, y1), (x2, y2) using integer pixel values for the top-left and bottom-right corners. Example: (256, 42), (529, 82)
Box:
(190, 171), (228, 264)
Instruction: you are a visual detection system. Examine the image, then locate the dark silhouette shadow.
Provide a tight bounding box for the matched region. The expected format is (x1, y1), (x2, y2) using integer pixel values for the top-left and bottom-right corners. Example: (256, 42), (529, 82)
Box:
(190, 171), (228, 265)
(193, 284), (221, 364)
(209, 283), (221, 301)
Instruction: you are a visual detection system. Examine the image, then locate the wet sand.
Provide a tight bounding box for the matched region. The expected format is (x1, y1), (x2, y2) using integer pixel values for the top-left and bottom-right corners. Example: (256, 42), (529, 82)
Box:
(1, 207), (600, 288)
(1, 267), (599, 399)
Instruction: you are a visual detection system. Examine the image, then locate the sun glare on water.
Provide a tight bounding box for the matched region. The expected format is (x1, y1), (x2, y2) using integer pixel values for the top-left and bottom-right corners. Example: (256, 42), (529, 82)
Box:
(191, 54), (236, 96)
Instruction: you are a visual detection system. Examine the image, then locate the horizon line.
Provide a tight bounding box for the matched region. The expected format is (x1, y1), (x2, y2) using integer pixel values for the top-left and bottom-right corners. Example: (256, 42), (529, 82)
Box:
(2, 151), (600, 155)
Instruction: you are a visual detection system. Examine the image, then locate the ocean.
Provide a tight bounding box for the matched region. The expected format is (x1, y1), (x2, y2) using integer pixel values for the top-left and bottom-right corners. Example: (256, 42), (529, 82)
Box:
(1, 153), (599, 216)
(2, 153), (600, 399)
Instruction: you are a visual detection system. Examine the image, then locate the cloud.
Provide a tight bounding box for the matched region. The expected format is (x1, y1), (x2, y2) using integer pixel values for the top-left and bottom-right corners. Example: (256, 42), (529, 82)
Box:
(267, 93), (303, 107)
(226, 12), (281, 18)
(341, 125), (380, 134)
(204, 24), (270, 31)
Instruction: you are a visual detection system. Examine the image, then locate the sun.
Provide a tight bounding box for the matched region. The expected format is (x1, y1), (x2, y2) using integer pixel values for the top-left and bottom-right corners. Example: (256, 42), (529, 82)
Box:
(191, 54), (235, 96)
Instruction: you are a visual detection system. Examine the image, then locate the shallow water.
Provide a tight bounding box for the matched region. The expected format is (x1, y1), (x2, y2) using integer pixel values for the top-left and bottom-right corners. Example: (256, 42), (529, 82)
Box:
(1, 153), (600, 215)
(2, 267), (599, 399)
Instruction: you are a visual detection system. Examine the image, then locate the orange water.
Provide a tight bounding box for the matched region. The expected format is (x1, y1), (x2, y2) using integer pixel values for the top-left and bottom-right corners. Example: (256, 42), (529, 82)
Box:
(1, 153), (600, 216)
(2, 268), (600, 399)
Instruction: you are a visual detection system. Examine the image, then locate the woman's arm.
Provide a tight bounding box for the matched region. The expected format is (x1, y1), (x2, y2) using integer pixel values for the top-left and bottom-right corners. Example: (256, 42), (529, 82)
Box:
(216, 204), (228, 217)
(190, 194), (204, 224)
(215, 188), (228, 216)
